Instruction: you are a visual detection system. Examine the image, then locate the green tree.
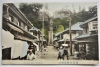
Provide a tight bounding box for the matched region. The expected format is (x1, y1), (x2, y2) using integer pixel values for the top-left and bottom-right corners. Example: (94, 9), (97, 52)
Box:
(54, 25), (64, 34)
(53, 18), (61, 31)
(61, 17), (69, 29)
(19, 3), (50, 39)
(19, 3), (43, 29)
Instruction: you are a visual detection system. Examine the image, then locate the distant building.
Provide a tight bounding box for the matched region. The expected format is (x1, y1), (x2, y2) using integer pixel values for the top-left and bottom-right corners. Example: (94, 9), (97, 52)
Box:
(53, 22), (83, 55)
(53, 32), (63, 48)
(29, 26), (47, 51)
(57, 22), (83, 55)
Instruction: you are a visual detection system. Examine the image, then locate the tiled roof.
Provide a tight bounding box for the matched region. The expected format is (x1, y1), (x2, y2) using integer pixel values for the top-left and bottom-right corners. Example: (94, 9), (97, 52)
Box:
(55, 32), (62, 36)
(80, 16), (97, 26)
(30, 26), (40, 32)
(55, 22), (83, 36)
(70, 22), (83, 30)
(75, 33), (98, 39)
(63, 22), (83, 33)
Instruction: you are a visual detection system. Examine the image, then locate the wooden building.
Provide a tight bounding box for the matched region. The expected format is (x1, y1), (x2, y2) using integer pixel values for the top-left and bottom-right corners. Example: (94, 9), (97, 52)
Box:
(54, 22), (83, 55)
(2, 3), (38, 59)
(75, 16), (98, 60)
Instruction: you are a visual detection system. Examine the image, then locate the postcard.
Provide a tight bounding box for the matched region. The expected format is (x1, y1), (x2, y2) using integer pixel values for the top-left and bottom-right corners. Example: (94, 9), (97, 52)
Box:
(2, 2), (99, 65)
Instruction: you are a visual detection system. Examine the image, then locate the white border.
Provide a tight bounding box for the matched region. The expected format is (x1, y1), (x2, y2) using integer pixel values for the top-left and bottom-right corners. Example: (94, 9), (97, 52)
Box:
(0, 0), (99, 67)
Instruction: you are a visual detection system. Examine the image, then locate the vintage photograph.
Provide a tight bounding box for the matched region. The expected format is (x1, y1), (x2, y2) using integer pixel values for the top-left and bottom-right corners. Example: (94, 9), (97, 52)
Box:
(2, 2), (99, 64)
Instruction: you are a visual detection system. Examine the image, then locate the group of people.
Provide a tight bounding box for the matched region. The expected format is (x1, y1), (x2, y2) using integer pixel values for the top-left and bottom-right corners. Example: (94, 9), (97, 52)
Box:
(57, 47), (69, 60)
(57, 47), (87, 60)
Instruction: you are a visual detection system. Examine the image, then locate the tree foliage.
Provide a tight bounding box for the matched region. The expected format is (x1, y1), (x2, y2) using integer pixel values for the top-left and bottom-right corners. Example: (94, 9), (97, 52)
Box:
(18, 3), (97, 37)
(19, 3), (50, 39)
(54, 25), (64, 34)
(19, 3), (43, 29)
(53, 6), (97, 34)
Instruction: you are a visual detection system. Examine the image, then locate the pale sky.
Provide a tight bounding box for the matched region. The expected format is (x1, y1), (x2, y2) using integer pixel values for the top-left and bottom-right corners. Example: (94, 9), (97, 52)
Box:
(14, 2), (97, 17)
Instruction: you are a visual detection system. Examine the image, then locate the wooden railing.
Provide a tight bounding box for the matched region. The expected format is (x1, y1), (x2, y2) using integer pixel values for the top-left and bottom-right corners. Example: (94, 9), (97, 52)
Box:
(3, 3), (37, 41)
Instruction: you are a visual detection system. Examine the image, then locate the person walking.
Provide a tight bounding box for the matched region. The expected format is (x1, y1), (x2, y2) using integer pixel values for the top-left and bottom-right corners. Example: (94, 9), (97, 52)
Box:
(57, 47), (64, 60)
(63, 48), (69, 60)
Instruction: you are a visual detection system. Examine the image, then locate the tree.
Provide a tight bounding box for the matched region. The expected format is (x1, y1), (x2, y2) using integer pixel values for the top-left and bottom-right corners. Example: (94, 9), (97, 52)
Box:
(19, 3), (43, 29)
(54, 25), (64, 34)
(88, 6), (97, 17)
(61, 17), (69, 29)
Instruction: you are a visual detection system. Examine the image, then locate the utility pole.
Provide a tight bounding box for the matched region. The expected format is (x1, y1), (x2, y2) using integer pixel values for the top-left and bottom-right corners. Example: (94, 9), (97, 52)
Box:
(68, 12), (72, 56)
(41, 10), (44, 52)
(41, 3), (48, 51)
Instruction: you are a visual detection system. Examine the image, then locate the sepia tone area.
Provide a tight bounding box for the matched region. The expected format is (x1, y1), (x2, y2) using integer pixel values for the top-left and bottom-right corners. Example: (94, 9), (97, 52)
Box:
(2, 3), (99, 64)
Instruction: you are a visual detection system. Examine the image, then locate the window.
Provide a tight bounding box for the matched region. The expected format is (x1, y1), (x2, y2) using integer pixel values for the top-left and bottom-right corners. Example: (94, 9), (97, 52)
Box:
(92, 23), (98, 29)
(25, 25), (28, 31)
(93, 24), (97, 26)
(86, 28), (88, 33)
(13, 17), (19, 25)
(19, 22), (21, 27)
(9, 15), (14, 22)
(27, 27), (29, 32)
(3, 5), (8, 15)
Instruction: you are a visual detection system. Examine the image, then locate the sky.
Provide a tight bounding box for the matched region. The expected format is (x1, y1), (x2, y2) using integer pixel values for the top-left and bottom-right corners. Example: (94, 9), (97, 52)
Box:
(14, 2), (97, 17)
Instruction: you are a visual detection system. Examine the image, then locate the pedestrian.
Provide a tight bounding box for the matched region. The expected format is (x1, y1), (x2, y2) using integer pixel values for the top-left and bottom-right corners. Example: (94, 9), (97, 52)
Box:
(32, 45), (36, 55)
(57, 47), (64, 60)
(63, 48), (69, 60)
(74, 50), (79, 60)
(43, 46), (47, 55)
(27, 50), (36, 60)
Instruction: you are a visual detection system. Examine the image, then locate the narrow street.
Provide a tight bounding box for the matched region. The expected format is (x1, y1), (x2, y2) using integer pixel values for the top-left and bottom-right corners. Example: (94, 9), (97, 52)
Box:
(2, 46), (98, 64)
(36, 46), (58, 60)
(35, 46), (74, 60)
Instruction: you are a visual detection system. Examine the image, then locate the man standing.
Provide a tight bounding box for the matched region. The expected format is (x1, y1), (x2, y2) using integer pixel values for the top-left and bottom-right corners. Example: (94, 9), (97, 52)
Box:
(63, 48), (69, 60)
(57, 47), (64, 60)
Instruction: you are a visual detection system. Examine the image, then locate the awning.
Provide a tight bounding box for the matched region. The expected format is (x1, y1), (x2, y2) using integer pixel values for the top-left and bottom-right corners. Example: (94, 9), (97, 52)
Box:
(58, 39), (76, 42)
(14, 36), (33, 42)
(76, 39), (98, 43)
(8, 23), (24, 34)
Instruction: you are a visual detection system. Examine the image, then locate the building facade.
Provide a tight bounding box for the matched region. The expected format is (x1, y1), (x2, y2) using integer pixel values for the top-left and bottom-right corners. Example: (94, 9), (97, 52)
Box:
(54, 22), (83, 55)
(75, 16), (98, 60)
(2, 3), (39, 59)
